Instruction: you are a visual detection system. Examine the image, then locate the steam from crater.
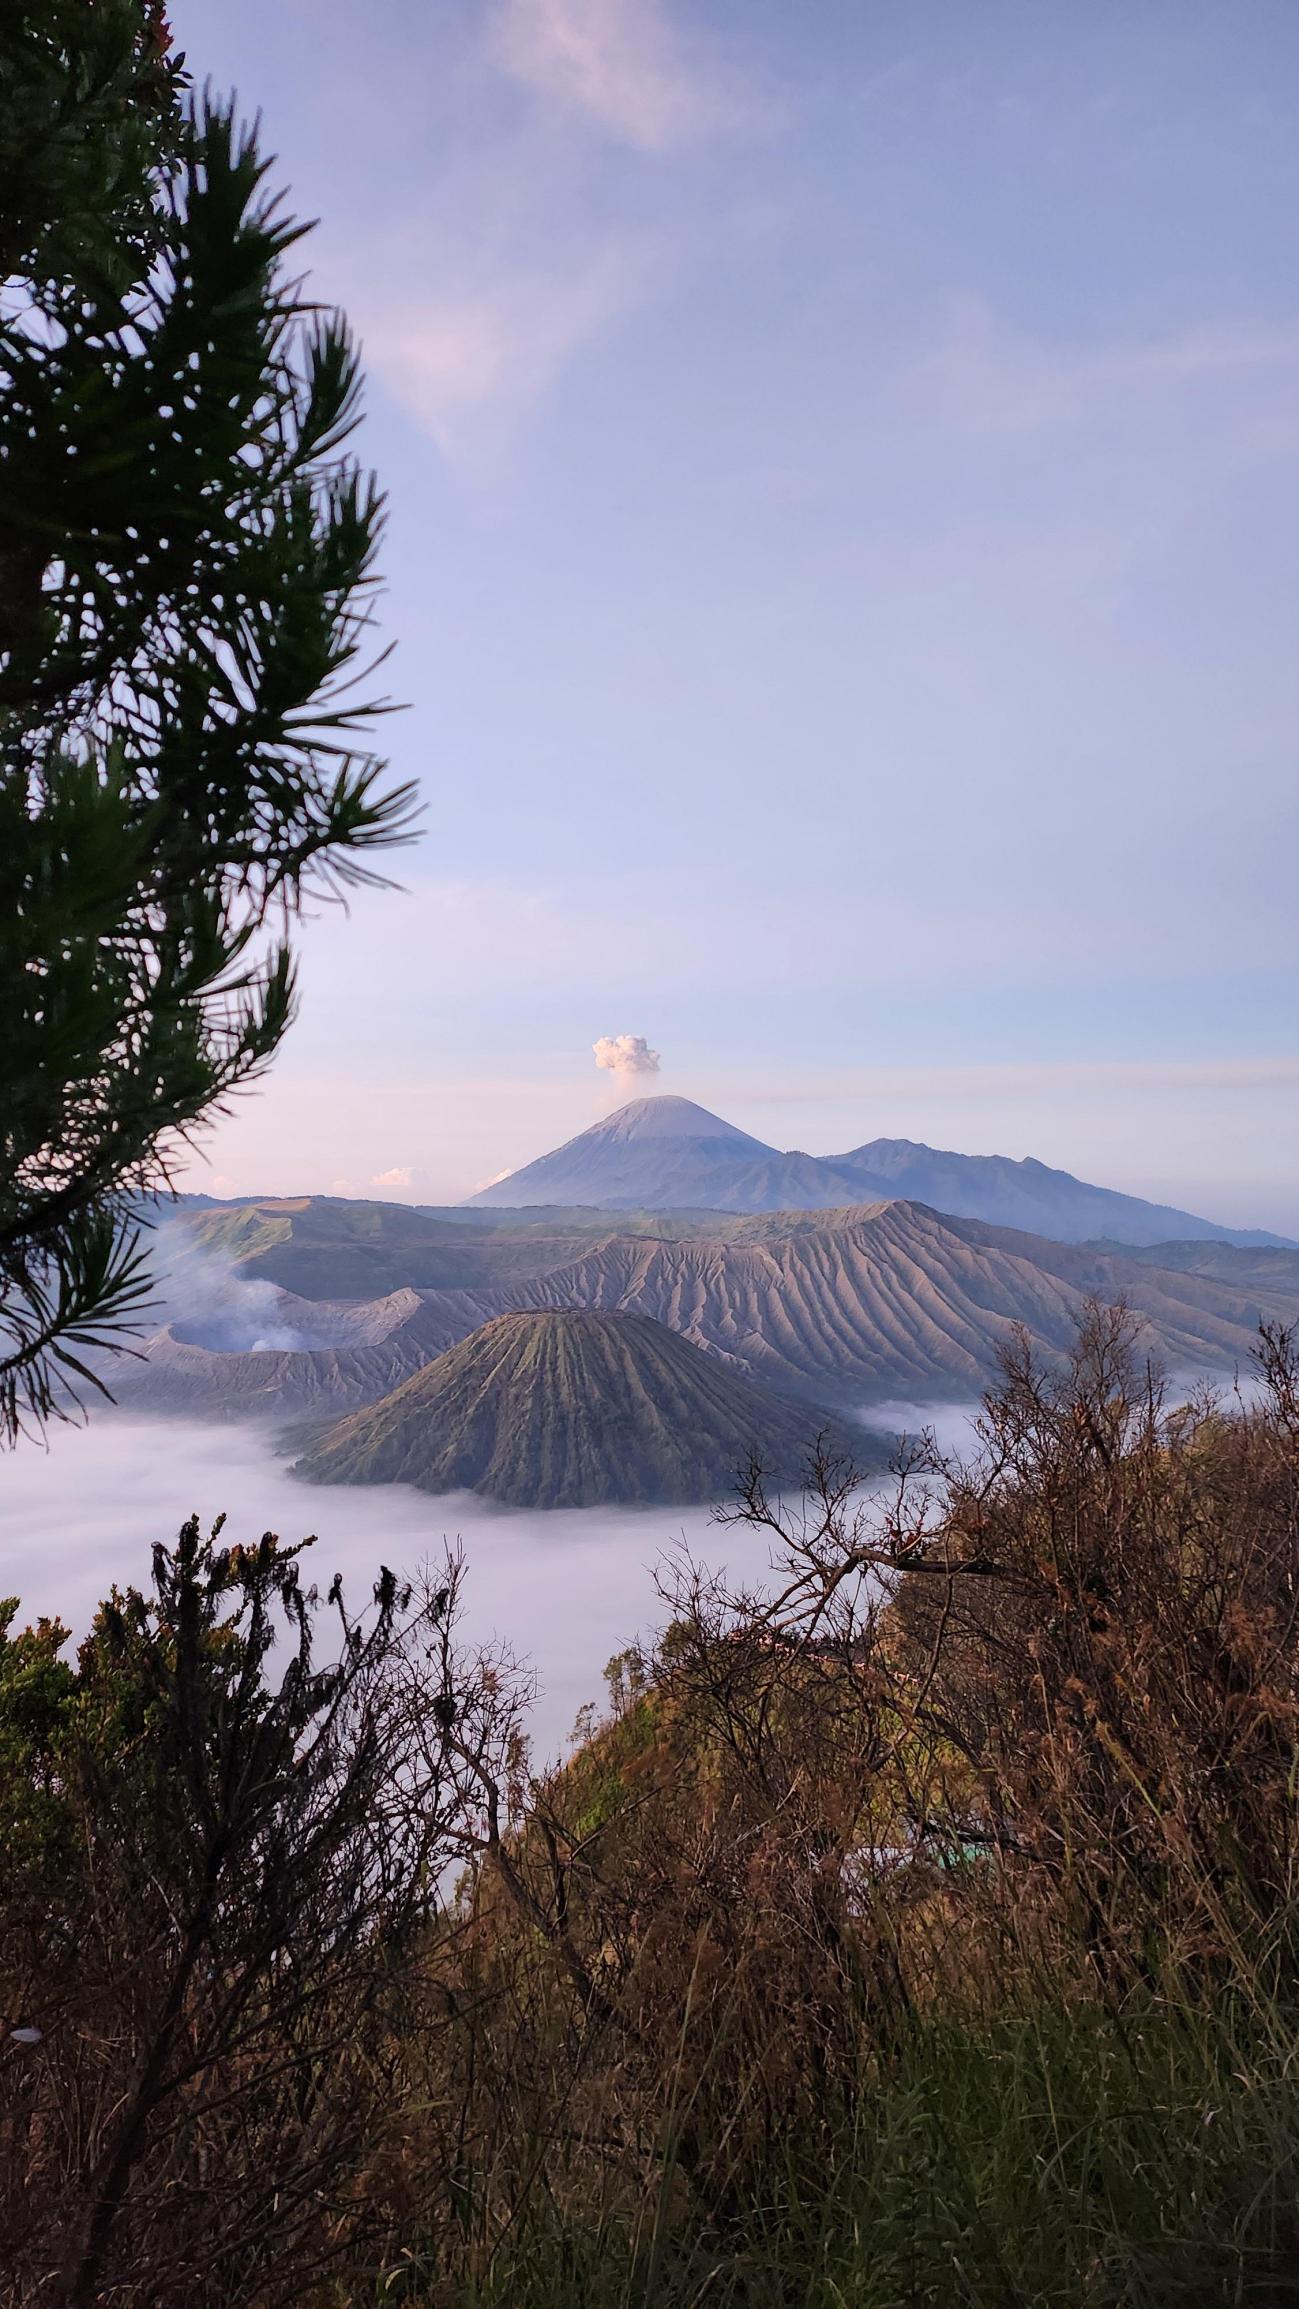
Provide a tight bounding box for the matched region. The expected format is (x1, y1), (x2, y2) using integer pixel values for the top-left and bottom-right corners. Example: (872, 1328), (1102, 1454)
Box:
(593, 1034), (661, 1081)
(149, 1223), (311, 1353)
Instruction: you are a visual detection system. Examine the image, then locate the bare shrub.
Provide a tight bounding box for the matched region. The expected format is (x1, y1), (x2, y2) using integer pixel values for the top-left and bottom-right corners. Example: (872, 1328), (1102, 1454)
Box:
(0, 1530), (520, 2308)
(371, 1309), (1299, 2297)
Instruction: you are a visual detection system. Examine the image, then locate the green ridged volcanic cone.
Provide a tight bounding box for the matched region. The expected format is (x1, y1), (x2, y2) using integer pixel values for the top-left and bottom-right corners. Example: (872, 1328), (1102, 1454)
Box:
(292, 1309), (882, 1509)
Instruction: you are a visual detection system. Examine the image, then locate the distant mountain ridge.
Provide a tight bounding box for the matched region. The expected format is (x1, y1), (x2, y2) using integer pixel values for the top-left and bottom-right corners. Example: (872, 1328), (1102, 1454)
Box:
(468, 1096), (1290, 1248)
(489, 1201), (1299, 1407)
(110, 1195), (1299, 1425)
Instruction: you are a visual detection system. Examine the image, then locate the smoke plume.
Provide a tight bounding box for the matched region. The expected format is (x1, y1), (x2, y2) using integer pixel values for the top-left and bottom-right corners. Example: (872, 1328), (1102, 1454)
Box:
(149, 1222), (311, 1353)
(593, 1034), (661, 1079)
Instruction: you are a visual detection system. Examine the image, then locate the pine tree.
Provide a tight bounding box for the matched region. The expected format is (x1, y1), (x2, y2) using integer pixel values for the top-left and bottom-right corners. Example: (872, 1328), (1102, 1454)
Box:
(0, 0), (415, 1440)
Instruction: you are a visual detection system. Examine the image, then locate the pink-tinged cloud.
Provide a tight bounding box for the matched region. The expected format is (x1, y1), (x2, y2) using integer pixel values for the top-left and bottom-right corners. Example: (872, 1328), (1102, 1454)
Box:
(489, 0), (736, 151)
(364, 250), (639, 460)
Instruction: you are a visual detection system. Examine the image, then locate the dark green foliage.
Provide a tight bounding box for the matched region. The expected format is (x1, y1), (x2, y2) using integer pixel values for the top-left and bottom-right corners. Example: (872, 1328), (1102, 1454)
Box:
(0, 0), (179, 303)
(433, 2001), (1299, 2308)
(0, 1599), (76, 1888)
(0, 0), (416, 1440)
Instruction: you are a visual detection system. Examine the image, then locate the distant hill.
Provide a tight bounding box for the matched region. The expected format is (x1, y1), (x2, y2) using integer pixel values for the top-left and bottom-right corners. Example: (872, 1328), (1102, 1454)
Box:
(292, 1310), (872, 1508)
(468, 1096), (1290, 1248)
(828, 1139), (1290, 1247)
(165, 1197), (610, 1299)
(1092, 1240), (1299, 1290)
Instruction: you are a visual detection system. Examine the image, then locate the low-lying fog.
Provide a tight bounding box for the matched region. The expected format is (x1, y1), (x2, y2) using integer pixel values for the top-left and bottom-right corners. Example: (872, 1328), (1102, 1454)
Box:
(1, 1402), (982, 1763)
(853, 1399), (988, 1459)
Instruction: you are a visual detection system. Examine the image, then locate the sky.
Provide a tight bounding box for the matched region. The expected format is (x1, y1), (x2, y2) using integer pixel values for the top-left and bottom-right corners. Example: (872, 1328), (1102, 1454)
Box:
(170, 0), (1299, 1232)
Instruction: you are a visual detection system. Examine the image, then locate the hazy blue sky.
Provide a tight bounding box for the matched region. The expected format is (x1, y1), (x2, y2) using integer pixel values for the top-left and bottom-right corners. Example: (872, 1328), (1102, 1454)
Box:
(171, 0), (1299, 1229)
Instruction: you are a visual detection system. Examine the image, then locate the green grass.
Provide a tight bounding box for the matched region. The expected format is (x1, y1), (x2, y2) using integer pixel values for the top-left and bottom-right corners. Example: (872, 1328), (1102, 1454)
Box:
(413, 1993), (1299, 2309)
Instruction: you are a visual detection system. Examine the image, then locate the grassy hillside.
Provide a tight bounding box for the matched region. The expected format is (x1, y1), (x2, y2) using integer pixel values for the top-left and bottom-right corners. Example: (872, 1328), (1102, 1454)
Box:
(367, 1311), (1299, 2305)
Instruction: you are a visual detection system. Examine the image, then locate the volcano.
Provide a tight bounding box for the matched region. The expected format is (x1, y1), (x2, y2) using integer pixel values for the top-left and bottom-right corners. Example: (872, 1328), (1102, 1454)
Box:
(292, 1308), (874, 1507)
(469, 1096), (869, 1216)
(467, 1096), (1289, 1247)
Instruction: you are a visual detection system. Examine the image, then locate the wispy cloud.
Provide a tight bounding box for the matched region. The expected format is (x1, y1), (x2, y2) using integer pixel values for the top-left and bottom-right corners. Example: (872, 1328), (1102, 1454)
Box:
(362, 244), (646, 463)
(907, 295), (1299, 444)
(488, 0), (741, 150)
(299, 869), (1296, 1005)
(740, 1057), (1299, 1106)
(340, 1), (751, 465)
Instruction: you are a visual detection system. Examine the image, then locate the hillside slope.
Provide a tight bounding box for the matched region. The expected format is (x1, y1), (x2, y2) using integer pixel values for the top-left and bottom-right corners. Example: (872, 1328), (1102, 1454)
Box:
(105, 1288), (493, 1419)
(483, 1202), (1299, 1405)
(113, 1203), (1299, 1425)
(293, 1310), (873, 1507)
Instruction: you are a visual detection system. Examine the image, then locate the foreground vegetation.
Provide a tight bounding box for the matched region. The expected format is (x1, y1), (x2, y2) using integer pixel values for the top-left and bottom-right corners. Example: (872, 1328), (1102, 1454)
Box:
(4, 1306), (1299, 2304)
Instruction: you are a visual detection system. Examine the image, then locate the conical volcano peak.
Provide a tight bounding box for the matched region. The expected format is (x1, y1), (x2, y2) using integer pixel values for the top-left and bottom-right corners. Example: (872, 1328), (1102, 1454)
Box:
(467, 1094), (786, 1209)
(589, 1096), (770, 1148)
(467, 1096), (1291, 1243)
(292, 1308), (866, 1507)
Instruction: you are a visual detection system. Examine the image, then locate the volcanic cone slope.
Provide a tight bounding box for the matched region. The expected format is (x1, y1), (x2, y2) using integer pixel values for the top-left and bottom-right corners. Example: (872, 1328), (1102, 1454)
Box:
(293, 1309), (879, 1508)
